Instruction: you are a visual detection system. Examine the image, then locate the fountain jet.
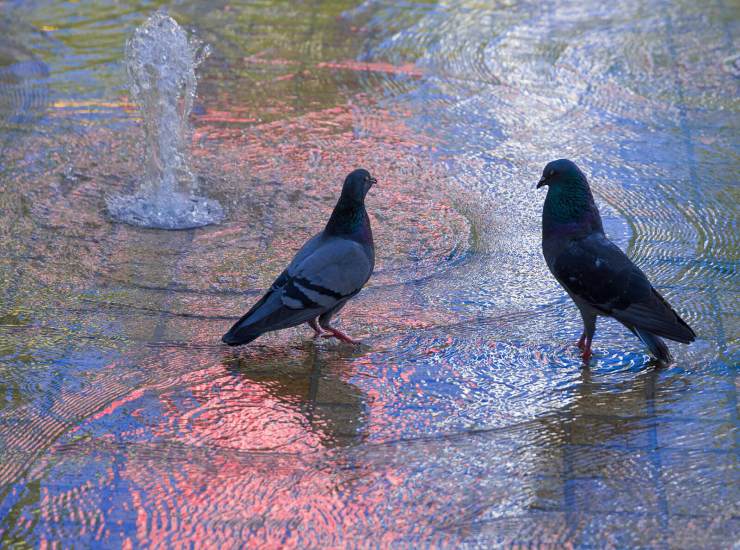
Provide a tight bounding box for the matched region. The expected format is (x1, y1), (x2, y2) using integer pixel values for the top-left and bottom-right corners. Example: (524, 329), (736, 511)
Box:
(107, 10), (223, 229)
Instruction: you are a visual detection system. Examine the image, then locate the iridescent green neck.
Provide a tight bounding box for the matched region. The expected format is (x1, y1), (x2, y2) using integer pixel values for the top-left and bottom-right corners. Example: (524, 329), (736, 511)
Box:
(325, 196), (369, 238)
(542, 179), (603, 237)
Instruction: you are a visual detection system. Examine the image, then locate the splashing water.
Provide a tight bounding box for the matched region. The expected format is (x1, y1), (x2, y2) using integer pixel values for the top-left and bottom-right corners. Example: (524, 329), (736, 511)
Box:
(106, 11), (223, 229)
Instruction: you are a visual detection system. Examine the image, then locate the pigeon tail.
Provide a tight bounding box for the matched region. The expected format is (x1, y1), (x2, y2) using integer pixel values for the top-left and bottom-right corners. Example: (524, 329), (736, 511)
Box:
(633, 327), (672, 363)
(221, 289), (322, 347)
(221, 328), (262, 347)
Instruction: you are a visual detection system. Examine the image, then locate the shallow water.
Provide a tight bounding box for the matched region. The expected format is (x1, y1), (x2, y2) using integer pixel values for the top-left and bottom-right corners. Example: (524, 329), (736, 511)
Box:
(0, 0), (737, 547)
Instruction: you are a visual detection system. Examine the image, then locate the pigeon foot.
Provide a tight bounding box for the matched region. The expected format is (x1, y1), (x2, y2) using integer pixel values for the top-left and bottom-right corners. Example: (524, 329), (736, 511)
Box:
(321, 327), (359, 344)
(576, 333), (586, 350)
(308, 318), (328, 339)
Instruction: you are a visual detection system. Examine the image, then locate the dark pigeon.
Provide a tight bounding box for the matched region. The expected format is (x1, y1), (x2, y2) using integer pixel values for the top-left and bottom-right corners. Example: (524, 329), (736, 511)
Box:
(538, 159), (696, 363)
(222, 169), (376, 346)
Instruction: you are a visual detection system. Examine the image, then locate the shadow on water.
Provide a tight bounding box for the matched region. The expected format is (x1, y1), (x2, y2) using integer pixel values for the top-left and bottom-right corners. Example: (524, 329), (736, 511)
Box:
(222, 343), (368, 448)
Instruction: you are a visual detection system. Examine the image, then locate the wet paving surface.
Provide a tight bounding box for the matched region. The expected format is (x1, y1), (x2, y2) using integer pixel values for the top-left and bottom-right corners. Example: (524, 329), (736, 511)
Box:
(0, 0), (738, 547)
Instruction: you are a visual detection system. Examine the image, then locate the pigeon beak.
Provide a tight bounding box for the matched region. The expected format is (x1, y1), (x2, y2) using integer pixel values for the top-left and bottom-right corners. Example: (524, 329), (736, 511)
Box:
(369, 177), (377, 186)
(536, 175), (547, 189)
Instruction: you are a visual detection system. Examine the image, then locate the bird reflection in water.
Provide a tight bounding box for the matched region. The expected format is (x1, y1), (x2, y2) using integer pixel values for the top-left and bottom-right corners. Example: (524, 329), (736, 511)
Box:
(221, 343), (368, 449)
(419, 362), (686, 545)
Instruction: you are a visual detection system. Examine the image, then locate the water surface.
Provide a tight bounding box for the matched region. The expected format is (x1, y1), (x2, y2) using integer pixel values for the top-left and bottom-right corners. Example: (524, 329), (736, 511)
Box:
(0, 0), (737, 547)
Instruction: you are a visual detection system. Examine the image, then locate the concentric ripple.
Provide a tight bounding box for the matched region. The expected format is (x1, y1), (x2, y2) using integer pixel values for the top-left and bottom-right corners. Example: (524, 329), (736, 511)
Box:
(0, 18), (49, 128)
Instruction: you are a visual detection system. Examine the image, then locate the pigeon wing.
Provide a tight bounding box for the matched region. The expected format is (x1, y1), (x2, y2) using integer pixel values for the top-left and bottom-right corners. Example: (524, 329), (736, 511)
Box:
(552, 233), (696, 343)
(282, 237), (373, 310)
(222, 236), (372, 344)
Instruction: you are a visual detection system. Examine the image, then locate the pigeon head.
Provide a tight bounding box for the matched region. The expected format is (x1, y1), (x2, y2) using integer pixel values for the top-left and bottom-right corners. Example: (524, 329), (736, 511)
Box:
(538, 159), (603, 236)
(340, 169), (377, 204)
(326, 169), (376, 237)
(536, 159), (586, 189)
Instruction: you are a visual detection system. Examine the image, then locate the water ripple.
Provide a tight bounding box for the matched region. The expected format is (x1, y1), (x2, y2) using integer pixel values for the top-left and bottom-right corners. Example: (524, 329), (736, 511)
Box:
(0, 0), (736, 547)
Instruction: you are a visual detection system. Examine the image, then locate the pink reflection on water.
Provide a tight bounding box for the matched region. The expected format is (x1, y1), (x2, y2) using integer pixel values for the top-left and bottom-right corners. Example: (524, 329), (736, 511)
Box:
(107, 355), (362, 547)
(109, 352), (463, 548)
(316, 60), (424, 77)
(241, 54), (423, 77)
(154, 363), (326, 452)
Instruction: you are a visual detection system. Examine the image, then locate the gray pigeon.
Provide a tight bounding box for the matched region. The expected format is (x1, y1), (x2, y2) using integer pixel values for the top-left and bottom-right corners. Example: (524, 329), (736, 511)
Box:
(538, 159), (695, 362)
(222, 169), (376, 346)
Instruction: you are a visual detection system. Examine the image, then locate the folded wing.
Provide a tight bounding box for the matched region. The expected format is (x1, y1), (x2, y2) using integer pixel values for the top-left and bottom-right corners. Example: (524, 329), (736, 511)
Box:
(552, 233), (696, 343)
(222, 237), (372, 345)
